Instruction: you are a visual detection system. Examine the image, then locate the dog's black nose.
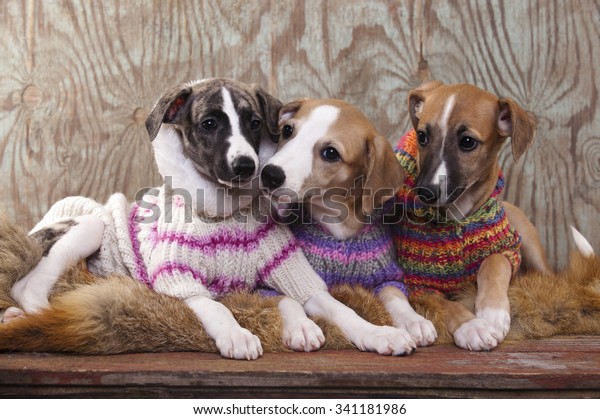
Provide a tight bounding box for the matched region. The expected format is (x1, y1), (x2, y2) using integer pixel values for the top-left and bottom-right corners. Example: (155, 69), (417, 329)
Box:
(261, 164), (286, 190)
(414, 186), (439, 204)
(232, 156), (256, 179)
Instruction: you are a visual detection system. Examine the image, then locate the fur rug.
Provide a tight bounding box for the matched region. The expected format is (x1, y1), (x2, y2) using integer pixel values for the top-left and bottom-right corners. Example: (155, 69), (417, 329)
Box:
(0, 213), (599, 354)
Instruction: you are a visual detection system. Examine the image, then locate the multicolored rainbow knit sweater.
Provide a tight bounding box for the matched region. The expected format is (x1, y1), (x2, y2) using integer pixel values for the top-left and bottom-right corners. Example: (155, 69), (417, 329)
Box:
(394, 130), (521, 297)
(32, 186), (327, 304)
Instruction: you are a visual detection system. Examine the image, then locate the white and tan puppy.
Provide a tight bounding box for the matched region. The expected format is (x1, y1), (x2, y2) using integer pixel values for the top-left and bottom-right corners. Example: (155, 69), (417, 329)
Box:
(261, 98), (436, 348)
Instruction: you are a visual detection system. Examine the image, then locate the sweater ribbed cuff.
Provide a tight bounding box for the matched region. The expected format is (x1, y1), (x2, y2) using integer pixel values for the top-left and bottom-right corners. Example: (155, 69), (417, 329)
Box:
(153, 274), (212, 300)
(264, 251), (328, 305)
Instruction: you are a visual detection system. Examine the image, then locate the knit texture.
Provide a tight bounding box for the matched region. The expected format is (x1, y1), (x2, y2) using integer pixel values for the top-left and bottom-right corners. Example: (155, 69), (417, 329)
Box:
(32, 193), (136, 278)
(394, 130), (521, 297)
(291, 211), (407, 295)
(33, 187), (327, 304)
(261, 208), (407, 296)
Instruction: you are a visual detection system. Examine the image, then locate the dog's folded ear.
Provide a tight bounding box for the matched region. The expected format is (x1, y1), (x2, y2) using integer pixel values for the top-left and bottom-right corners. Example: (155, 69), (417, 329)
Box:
(145, 84), (193, 142)
(252, 86), (283, 144)
(362, 136), (406, 215)
(497, 98), (537, 161)
(407, 80), (444, 129)
(278, 99), (307, 126)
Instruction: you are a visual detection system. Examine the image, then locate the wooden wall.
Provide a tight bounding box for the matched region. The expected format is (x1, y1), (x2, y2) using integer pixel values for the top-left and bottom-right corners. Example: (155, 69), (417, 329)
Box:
(0, 0), (598, 269)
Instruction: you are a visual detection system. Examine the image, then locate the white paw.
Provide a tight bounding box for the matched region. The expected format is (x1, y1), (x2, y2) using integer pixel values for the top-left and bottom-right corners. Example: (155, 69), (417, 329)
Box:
(454, 318), (500, 351)
(357, 325), (417, 356)
(1, 306), (25, 324)
(477, 307), (510, 342)
(395, 313), (437, 347)
(214, 327), (263, 360)
(283, 318), (325, 352)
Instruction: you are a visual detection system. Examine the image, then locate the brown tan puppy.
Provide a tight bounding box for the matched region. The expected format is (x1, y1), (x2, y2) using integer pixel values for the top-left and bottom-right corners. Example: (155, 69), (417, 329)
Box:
(396, 81), (544, 350)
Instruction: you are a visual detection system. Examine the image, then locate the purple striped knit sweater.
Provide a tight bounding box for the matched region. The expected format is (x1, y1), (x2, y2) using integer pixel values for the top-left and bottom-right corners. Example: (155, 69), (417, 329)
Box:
(33, 186), (327, 304)
(262, 208), (407, 296)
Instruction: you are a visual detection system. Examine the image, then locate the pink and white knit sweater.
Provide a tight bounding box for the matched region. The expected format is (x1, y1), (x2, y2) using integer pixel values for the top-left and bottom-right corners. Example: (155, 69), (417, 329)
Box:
(32, 186), (327, 304)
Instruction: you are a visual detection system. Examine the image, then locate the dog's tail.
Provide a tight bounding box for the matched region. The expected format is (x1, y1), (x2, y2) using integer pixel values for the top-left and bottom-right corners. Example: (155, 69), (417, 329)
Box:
(571, 225), (595, 258)
(0, 213), (43, 309)
(507, 226), (600, 340)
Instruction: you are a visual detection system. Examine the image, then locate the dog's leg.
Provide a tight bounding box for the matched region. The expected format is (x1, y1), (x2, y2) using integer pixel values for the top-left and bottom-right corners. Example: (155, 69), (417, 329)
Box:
(436, 296), (501, 350)
(504, 202), (551, 273)
(474, 254), (512, 337)
(434, 295), (476, 332)
(185, 295), (263, 360)
(10, 215), (104, 314)
(304, 291), (416, 355)
(278, 296), (325, 352)
(453, 254), (512, 351)
(378, 286), (437, 346)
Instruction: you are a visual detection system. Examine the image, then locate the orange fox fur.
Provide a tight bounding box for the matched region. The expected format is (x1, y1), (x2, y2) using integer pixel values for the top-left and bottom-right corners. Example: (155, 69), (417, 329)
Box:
(0, 214), (599, 354)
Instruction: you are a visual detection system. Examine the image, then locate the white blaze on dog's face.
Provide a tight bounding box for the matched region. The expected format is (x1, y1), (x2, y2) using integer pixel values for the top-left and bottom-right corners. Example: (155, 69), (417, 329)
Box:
(261, 99), (404, 231)
(266, 103), (341, 194)
(219, 87), (260, 185)
(407, 81), (537, 214)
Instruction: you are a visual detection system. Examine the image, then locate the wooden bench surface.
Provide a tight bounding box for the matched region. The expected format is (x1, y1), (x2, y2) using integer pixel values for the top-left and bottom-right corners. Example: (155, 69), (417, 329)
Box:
(1, 336), (599, 398)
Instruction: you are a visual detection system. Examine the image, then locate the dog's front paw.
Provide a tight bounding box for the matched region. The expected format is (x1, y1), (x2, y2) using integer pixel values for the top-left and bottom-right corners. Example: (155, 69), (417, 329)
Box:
(1, 307), (25, 324)
(395, 313), (437, 347)
(453, 318), (501, 351)
(214, 327), (263, 360)
(283, 318), (325, 352)
(356, 325), (417, 356)
(477, 308), (510, 341)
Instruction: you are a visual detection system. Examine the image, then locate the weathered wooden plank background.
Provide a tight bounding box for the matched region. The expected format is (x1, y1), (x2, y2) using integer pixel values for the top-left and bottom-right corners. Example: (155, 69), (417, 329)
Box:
(0, 0), (598, 269)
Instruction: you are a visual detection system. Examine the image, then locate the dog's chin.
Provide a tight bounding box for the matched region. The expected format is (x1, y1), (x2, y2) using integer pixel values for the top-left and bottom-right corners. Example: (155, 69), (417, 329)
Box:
(422, 187), (466, 208)
(445, 186), (467, 205)
(426, 197), (456, 209)
(274, 202), (297, 220)
(262, 191), (300, 221)
(217, 177), (255, 189)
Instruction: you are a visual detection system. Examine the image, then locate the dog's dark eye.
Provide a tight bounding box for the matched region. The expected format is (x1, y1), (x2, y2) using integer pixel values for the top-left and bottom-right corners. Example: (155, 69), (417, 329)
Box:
(250, 118), (262, 131)
(459, 136), (478, 151)
(417, 130), (428, 147)
(321, 147), (340, 162)
(282, 124), (294, 140)
(201, 117), (218, 132)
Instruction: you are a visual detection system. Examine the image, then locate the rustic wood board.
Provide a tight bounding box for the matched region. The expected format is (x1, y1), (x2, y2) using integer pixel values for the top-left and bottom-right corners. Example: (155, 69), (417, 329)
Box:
(1, 336), (599, 398)
(0, 0), (598, 269)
